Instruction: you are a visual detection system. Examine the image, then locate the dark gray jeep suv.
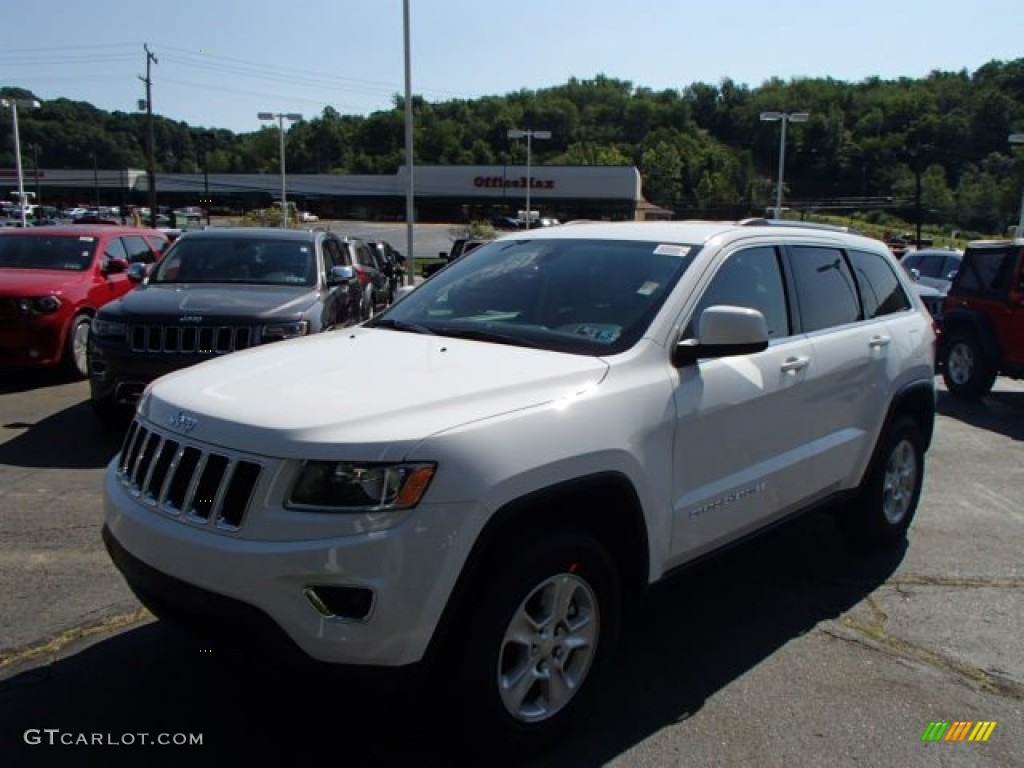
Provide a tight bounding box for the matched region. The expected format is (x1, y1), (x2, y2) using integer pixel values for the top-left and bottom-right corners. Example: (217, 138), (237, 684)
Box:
(88, 227), (361, 425)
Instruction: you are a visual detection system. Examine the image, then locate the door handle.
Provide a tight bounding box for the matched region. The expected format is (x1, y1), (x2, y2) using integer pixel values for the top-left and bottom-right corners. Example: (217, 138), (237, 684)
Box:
(869, 335), (892, 349)
(780, 356), (810, 373)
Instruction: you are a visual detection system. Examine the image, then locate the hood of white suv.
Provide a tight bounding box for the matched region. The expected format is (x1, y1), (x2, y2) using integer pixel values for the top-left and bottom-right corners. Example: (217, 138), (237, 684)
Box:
(140, 326), (609, 457)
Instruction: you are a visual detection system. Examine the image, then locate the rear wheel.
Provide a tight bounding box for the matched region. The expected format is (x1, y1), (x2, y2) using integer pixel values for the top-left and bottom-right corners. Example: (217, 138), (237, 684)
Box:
(454, 533), (621, 754)
(942, 332), (997, 397)
(839, 416), (924, 550)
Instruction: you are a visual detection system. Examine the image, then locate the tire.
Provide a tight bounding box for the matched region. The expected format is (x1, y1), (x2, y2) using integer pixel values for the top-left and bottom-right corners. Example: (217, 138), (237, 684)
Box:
(61, 315), (91, 380)
(454, 533), (621, 754)
(838, 416), (925, 550)
(942, 332), (997, 398)
(361, 289), (376, 321)
(91, 393), (130, 431)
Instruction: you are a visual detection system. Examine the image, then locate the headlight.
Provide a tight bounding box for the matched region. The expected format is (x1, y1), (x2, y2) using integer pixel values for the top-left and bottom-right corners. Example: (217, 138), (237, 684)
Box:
(262, 320), (309, 342)
(92, 318), (127, 338)
(288, 461), (436, 511)
(15, 296), (61, 314)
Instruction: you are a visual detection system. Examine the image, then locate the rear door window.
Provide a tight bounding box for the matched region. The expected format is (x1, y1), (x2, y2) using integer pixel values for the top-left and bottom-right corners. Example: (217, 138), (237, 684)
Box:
(788, 245), (862, 332)
(847, 249), (911, 319)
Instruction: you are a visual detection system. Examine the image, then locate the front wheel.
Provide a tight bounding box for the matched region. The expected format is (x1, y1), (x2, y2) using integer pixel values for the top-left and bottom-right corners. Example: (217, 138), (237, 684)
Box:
(942, 332), (997, 397)
(838, 416), (924, 550)
(455, 534), (621, 754)
(361, 289), (376, 321)
(61, 315), (91, 380)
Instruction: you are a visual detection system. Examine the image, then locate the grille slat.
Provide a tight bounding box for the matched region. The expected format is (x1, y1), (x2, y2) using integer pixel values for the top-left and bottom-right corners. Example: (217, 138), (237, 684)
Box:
(127, 324), (254, 354)
(116, 421), (261, 531)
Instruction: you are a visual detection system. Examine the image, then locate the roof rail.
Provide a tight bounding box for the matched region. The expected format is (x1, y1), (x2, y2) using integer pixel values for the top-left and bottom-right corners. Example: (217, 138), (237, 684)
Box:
(738, 217), (864, 235)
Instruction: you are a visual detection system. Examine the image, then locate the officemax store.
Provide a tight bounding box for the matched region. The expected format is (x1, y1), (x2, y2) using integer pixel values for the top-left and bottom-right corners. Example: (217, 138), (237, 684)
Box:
(10, 164), (671, 222)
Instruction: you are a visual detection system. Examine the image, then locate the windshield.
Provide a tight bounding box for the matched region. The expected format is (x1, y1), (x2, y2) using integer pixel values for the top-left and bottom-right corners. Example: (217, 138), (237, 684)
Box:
(368, 237), (698, 355)
(150, 236), (316, 286)
(0, 235), (97, 271)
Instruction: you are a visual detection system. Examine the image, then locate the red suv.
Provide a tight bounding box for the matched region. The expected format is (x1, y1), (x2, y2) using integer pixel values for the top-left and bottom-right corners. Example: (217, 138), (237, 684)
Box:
(0, 226), (168, 378)
(940, 239), (1024, 396)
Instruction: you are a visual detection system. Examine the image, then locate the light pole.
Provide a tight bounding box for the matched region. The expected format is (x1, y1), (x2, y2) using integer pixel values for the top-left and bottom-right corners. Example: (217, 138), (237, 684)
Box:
(1, 97), (40, 227)
(194, 130), (215, 225)
(257, 111), (302, 227)
(1010, 132), (1024, 236)
(30, 143), (41, 209)
(760, 111), (808, 219)
(91, 152), (100, 209)
(507, 128), (551, 229)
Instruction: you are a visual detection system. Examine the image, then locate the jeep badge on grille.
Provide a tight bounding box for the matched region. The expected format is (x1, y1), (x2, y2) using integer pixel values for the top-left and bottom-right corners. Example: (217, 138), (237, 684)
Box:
(168, 411), (198, 434)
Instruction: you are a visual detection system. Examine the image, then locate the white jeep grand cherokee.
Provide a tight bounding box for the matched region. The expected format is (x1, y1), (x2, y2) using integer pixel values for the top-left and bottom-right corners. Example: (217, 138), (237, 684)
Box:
(103, 220), (935, 749)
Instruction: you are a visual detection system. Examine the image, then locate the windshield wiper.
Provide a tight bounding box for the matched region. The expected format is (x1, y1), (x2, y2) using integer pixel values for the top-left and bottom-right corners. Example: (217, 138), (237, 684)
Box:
(432, 326), (542, 348)
(368, 318), (436, 335)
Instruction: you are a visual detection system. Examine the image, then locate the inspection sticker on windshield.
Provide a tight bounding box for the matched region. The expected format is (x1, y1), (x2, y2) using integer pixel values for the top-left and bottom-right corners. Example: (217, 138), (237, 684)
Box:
(654, 244), (690, 257)
(78, 237), (95, 242)
(637, 281), (660, 296)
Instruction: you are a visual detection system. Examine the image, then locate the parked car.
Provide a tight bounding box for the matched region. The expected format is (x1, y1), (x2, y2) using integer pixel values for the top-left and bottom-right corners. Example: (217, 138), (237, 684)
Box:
(337, 236), (390, 319)
(88, 227), (362, 424)
(422, 237), (492, 278)
(939, 238), (1024, 397)
(901, 248), (962, 293)
(299, 211), (319, 223)
(0, 226), (168, 378)
(102, 220), (934, 752)
(366, 239), (406, 304)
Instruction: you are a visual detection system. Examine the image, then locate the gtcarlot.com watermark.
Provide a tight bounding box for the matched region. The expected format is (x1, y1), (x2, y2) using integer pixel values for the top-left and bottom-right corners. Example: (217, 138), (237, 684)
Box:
(24, 729), (203, 747)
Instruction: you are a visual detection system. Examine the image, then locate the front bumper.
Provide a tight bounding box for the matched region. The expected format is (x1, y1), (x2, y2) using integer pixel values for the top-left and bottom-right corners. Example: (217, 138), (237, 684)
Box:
(102, 461), (473, 667)
(0, 317), (64, 368)
(89, 341), (206, 403)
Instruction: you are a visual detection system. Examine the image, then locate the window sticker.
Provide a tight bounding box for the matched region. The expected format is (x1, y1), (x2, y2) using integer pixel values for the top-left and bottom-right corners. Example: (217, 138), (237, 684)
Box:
(637, 281), (660, 296)
(79, 237), (96, 242)
(654, 244), (690, 257)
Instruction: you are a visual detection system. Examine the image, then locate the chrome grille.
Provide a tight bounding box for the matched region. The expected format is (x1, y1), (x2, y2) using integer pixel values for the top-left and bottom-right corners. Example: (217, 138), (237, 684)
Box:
(117, 420), (263, 531)
(129, 325), (254, 354)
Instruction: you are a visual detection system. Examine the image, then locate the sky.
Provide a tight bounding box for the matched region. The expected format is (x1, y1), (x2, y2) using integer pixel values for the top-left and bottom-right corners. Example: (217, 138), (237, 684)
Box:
(2, 0), (1022, 135)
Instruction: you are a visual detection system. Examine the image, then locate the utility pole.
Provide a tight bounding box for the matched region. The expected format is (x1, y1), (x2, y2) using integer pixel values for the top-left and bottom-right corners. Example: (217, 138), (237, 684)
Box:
(139, 44), (158, 227)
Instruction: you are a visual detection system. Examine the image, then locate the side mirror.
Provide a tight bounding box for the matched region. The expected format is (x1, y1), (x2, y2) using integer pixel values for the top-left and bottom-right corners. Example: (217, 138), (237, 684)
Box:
(946, 270), (958, 281)
(103, 257), (130, 275)
(672, 306), (770, 367)
(910, 268), (921, 281)
(329, 265), (355, 284)
(126, 262), (148, 283)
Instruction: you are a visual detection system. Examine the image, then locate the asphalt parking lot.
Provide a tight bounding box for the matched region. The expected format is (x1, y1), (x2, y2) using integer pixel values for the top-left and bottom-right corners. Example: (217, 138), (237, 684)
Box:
(0, 363), (1021, 765)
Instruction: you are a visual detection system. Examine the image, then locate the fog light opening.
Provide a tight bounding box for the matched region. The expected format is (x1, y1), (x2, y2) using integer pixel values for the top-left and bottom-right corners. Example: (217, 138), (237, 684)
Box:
(304, 585), (374, 621)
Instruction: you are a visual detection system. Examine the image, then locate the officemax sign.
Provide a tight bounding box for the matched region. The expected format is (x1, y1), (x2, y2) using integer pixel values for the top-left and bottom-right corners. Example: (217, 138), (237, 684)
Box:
(474, 176), (555, 190)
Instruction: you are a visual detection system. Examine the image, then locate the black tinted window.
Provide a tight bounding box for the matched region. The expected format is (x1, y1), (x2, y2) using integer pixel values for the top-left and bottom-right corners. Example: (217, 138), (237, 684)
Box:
(790, 246), (861, 332)
(848, 249), (911, 319)
(956, 248), (1016, 297)
(104, 237), (128, 261)
(690, 246), (790, 339)
(122, 235), (155, 264)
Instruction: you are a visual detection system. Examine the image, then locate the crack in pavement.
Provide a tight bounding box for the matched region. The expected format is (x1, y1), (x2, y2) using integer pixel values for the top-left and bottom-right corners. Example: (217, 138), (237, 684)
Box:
(0, 608), (152, 676)
(821, 592), (1024, 701)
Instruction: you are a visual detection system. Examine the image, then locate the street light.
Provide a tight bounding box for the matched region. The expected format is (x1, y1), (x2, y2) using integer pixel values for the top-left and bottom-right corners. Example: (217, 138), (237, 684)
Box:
(1, 97), (41, 227)
(257, 111), (302, 227)
(760, 111), (809, 219)
(507, 128), (551, 230)
(1010, 132), (1024, 236)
